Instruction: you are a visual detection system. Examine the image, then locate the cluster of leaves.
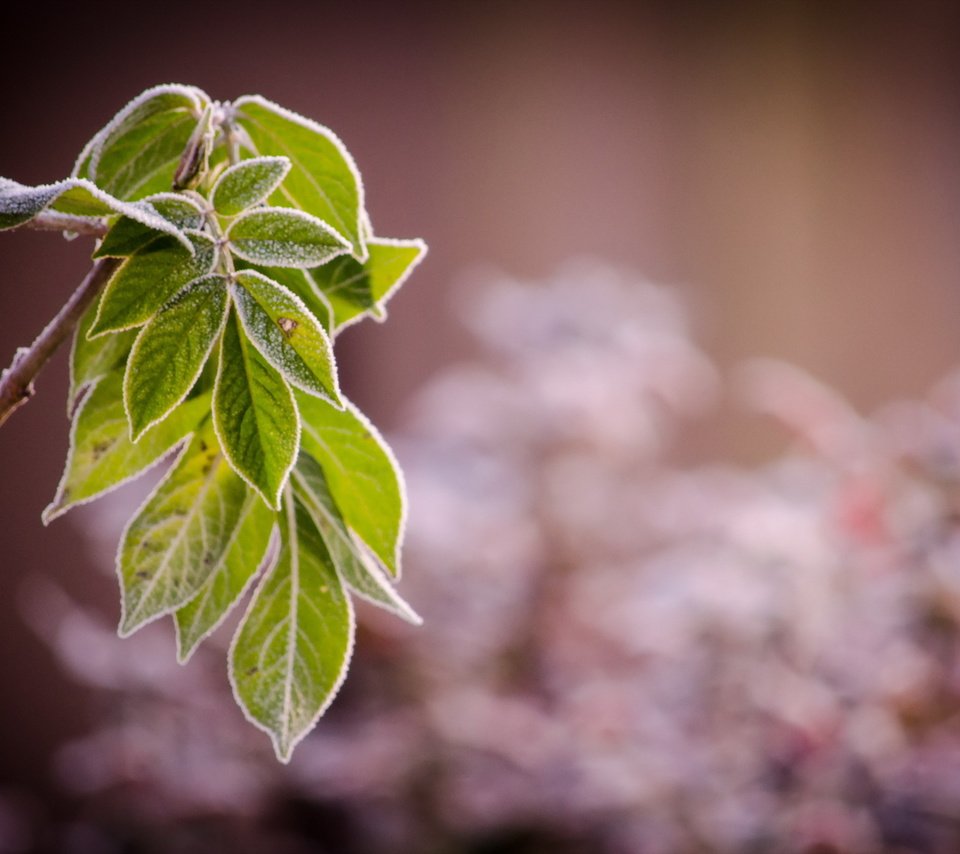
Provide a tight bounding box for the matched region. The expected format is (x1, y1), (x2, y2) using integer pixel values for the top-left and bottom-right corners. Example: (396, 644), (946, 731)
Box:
(0, 84), (425, 761)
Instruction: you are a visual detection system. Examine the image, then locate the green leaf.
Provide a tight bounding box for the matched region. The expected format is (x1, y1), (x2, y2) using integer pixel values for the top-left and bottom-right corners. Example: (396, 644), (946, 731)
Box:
(71, 131), (99, 182)
(227, 207), (348, 268)
(296, 393), (405, 577)
(83, 84), (209, 201)
(94, 193), (204, 258)
(232, 269), (340, 404)
(308, 238), (427, 331)
(42, 373), (209, 524)
(117, 421), (262, 636)
(293, 454), (419, 623)
(174, 488), (276, 663)
(124, 275), (229, 441)
(0, 177), (193, 249)
(239, 263), (333, 334)
(69, 294), (137, 414)
(214, 311), (300, 510)
(210, 156), (291, 217)
(230, 490), (353, 762)
(89, 231), (217, 336)
(233, 95), (366, 259)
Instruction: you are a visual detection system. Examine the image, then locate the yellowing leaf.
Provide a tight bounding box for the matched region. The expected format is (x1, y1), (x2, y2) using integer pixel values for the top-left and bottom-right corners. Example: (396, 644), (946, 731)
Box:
(118, 422), (262, 636)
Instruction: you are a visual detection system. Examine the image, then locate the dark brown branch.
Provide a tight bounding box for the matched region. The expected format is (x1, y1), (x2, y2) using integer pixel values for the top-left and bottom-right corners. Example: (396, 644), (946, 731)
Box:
(0, 257), (120, 427)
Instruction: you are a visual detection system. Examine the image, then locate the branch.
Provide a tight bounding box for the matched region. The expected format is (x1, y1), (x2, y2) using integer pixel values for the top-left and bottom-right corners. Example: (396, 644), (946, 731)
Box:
(0, 257), (120, 428)
(20, 210), (109, 237)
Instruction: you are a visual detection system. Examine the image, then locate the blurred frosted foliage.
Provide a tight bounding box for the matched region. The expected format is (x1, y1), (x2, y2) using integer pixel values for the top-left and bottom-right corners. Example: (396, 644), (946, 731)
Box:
(21, 260), (960, 853)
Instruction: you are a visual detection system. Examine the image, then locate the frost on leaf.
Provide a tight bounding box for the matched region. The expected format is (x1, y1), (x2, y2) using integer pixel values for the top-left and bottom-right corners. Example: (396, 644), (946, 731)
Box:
(308, 237), (426, 332)
(240, 264), (333, 335)
(210, 155), (291, 217)
(94, 193), (205, 258)
(124, 274), (229, 441)
(83, 84), (209, 201)
(0, 177), (193, 249)
(293, 454), (419, 623)
(90, 231), (217, 336)
(213, 311), (300, 510)
(230, 490), (353, 762)
(69, 293), (138, 415)
(43, 373), (209, 524)
(233, 95), (367, 260)
(118, 420), (259, 636)
(227, 207), (349, 269)
(296, 392), (406, 577)
(232, 269), (341, 405)
(18, 83), (428, 763)
(174, 487), (276, 663)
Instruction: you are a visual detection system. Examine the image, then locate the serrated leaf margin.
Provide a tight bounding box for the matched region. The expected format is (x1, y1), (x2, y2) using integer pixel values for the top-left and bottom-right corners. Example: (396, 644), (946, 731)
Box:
(227, 489), (356, 762)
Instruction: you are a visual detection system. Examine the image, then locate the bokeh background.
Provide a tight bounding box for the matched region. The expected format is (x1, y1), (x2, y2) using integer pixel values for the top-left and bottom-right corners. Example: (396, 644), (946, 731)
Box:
(3, 1), (960, 851)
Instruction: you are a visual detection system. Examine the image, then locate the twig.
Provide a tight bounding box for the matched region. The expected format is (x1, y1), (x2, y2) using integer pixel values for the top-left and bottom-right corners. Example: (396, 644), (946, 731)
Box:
(20, 211), (109, 237)
(0, 257), (120, 427)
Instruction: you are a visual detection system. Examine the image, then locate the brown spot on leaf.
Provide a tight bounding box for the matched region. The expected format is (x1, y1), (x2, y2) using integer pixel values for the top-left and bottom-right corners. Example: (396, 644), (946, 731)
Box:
(245, 666), (258, 677)
(277, 317), (298, 338)
(135, 571), (151, 579)
(91, 437), (116, 460)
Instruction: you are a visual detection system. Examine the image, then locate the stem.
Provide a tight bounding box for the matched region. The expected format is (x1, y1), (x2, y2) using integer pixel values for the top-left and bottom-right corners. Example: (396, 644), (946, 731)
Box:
(223, 120), (240, 167)
(203, 209), (234, 277)
(220, 103), (241, 166)
(20, 211), (109, 237)
(0, 257), (120, 427)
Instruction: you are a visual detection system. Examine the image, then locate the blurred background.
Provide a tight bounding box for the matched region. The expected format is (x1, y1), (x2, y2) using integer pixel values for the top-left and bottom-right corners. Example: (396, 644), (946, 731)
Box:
(3, 1), (960, 851)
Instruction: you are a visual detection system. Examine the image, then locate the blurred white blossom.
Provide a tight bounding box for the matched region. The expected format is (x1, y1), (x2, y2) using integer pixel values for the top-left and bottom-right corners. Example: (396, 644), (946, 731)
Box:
(22, 260), (960, 853)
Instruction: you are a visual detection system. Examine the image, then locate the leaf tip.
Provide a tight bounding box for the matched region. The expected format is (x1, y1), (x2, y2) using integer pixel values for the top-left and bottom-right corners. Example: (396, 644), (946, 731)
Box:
(40, 503), (61, 526)
(128, 420), (149, 444)
(175, 643), (194, 666)
(400, 608), (424, 627)
(273, 738), (295, 764)
(117, 616), (138, 639)
(85, 321), (110, 341)
(247, 481), (283, 513)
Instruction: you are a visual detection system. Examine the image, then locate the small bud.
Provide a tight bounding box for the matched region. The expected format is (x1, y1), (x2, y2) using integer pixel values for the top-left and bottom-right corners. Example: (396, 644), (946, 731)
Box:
(173, 104), (215, 190)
